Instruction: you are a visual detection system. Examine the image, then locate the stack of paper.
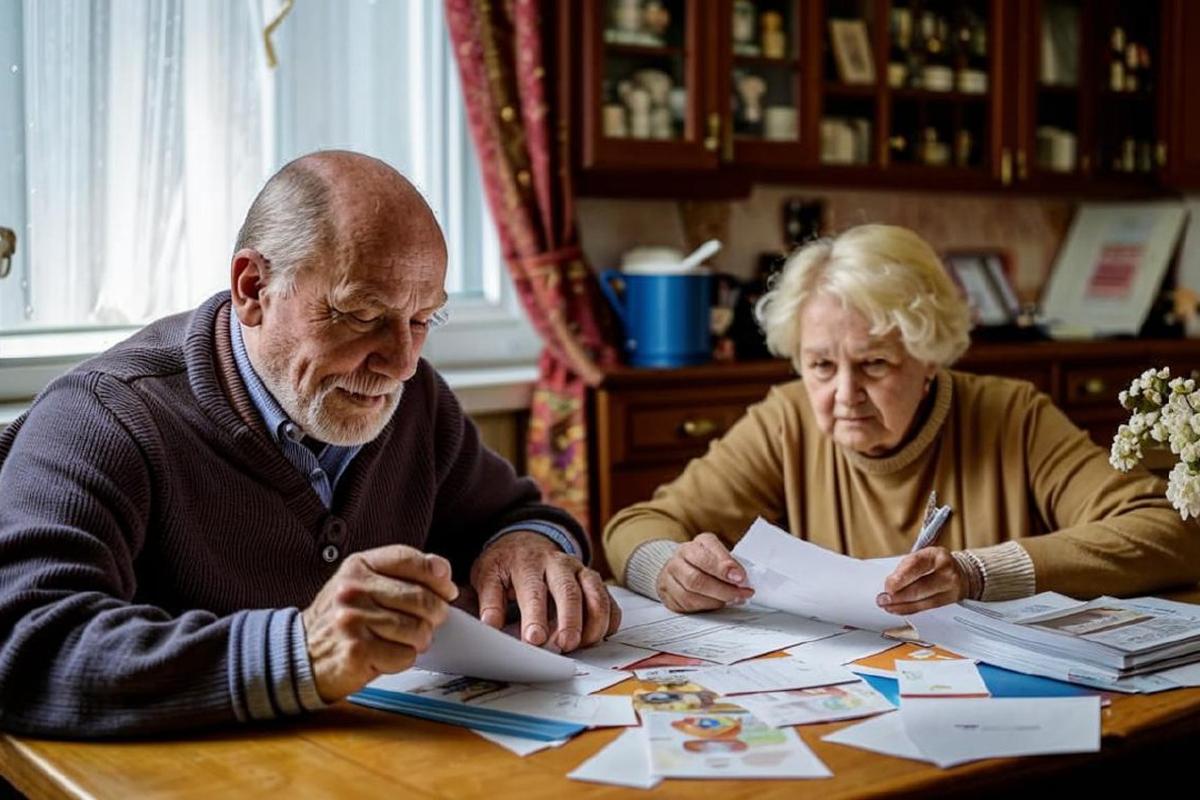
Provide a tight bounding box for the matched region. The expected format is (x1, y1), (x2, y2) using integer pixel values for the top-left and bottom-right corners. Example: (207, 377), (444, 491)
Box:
(911, 592), (1200, 692)
(351, 669), (636, 741)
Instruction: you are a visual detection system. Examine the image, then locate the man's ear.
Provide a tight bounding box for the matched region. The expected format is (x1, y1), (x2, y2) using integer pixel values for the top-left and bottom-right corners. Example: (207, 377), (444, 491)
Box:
(230, 248), (269, 327)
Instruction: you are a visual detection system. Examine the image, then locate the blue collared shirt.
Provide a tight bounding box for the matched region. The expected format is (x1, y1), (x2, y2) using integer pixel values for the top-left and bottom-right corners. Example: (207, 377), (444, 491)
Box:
(230, 313), (361, 508)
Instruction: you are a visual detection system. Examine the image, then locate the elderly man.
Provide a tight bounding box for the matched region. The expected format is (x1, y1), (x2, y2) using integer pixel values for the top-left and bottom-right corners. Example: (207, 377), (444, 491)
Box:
(0, 151), (618, 737)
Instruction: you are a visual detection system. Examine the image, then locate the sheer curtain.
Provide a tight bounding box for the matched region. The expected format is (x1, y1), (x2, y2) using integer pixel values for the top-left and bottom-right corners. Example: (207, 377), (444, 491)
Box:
(16, 0), (270, 330)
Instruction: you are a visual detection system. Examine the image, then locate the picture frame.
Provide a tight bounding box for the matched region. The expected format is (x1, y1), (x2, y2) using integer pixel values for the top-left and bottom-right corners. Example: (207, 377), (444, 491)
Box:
(944, 251), (1021, 327)
(829, 19), (876, 85)
(1040, 202), (1188, 338)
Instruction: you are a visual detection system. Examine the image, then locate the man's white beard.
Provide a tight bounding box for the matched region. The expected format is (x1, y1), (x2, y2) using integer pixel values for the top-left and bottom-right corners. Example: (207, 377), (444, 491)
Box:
(258, 346), (403, 446)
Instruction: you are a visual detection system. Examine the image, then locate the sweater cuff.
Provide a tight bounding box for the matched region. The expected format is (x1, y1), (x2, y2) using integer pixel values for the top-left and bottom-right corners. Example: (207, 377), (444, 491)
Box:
(951, 550), (985, 600)
(624, 539), (680, 600)
(228, 608), (324, 722)
(484, 520), (585, 562)
(965, 541), (1037, 601)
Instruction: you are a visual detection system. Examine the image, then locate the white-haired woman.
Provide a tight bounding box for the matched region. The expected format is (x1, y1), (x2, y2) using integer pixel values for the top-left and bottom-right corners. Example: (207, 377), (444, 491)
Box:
(603, 224), (1200, 614)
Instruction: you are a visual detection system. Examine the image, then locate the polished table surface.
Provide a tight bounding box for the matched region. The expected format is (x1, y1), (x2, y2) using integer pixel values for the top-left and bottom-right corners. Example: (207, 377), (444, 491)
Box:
(5, 591), (1200, 799)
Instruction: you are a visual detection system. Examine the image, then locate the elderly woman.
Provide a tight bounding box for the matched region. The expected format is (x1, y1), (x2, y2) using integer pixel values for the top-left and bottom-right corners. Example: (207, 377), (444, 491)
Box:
(603, 224), (1200, 615)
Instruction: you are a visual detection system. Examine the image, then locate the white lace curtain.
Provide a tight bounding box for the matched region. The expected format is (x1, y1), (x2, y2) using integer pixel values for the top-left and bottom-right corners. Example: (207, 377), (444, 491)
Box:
(16, 0), (271, 329)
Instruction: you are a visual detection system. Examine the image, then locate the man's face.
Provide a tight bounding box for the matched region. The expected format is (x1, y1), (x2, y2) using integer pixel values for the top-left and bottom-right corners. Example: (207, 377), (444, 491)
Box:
(253, 211), (448, 446)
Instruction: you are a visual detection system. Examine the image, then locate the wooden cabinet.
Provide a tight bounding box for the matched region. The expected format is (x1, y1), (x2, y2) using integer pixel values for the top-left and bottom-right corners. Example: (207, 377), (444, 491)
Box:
(586, 339), (1200, 556)
(563, 0), (1190, 196)
(1161, 0), (1200, 188)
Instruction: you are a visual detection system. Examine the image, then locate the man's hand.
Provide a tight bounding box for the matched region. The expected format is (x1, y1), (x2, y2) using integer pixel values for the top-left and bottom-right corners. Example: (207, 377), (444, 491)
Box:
(877, 547), (968, 615)
(302, 545), (458, 703)
(656, 532), (755, 613)
(470, 531), (621, 652)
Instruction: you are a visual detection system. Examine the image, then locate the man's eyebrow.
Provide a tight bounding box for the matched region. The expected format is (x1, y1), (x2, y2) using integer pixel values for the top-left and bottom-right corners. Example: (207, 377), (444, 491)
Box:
(330, 285), (389, 309)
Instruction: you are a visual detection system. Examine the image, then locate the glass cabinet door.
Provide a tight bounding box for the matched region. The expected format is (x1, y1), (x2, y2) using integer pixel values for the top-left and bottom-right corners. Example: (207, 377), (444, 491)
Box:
(581, 0), (719, 171)
(724, 1), (808, 167)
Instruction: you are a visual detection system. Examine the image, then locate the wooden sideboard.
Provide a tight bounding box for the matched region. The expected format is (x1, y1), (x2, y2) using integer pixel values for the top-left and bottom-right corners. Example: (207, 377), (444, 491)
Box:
(586, 338), (1200, 560)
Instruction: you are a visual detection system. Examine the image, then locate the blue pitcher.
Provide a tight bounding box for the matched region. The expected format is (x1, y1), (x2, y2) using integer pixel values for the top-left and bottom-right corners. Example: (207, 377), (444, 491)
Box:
(600, 267), (713, 368)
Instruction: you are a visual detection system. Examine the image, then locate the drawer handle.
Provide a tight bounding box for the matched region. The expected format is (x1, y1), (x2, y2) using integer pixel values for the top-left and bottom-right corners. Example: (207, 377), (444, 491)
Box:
(680, 418), (718, 438)
(1082, 378), (1107, 397)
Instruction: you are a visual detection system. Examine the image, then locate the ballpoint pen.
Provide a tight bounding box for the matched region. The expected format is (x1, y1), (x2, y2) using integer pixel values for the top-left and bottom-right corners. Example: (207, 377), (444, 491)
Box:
(912, 503), (952, 552)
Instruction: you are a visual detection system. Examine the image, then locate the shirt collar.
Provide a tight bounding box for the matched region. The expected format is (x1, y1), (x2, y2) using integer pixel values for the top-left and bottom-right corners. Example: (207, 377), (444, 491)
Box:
(229, 310), (307, 445)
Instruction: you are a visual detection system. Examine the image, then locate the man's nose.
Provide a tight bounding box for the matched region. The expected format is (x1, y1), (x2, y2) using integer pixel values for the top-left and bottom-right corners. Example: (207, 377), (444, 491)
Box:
(367, 319), (419, 382)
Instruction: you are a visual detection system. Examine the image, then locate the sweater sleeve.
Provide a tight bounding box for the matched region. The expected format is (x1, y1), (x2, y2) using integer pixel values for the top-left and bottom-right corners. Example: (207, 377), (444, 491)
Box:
(0, 373), (315, 736)
(1014, 388), (1200, 598)
(603, 389), (790, 584)
(424, 370), (588, 576)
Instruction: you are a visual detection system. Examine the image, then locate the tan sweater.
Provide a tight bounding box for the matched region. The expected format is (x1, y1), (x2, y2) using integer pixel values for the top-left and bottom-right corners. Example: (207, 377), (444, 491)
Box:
(604, 370), (1200, 601)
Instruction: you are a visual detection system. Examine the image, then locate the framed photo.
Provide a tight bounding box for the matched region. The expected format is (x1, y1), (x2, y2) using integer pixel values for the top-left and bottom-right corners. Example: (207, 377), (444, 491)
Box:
(945, 252), (1020, 327)
(1040, 202), (1187, 337)
(829, 19), (876, 85)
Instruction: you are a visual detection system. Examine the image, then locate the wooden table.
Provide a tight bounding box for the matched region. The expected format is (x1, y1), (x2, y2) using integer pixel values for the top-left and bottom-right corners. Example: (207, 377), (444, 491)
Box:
(6, 593), (1200, 799)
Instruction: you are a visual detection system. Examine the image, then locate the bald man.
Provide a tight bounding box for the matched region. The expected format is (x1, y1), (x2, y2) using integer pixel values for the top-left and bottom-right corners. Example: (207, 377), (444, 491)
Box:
(0, 151), (618, 737)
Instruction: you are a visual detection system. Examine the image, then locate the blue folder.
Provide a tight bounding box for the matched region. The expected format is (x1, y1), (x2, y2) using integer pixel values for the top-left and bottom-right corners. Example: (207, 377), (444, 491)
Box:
(350, 686), (586, 742)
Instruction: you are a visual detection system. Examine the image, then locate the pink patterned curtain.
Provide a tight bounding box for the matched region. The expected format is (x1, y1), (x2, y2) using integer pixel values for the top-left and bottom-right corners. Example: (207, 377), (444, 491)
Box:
(444, 0), (619, 532)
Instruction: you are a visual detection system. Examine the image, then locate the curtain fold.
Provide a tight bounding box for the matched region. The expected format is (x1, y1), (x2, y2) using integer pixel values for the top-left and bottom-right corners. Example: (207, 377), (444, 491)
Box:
(18, 0), (266, 329)
(444, 0), (619, 531)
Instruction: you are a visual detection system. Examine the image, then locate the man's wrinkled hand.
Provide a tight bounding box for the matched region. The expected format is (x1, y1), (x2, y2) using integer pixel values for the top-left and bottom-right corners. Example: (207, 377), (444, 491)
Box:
(302, 545), (458, 703)
(470, 531), (621, 652)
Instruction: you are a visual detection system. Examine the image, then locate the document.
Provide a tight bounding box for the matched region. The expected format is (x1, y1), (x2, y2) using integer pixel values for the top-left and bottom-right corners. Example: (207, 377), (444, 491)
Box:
(568, 729), (661, 790)
(731, 517), (905, 632)
(611, 604), (839, 664)
(786, 630), (899, 664)
(472, 729), (569, 756)
(644, 710), (832, 779)
(684, 657), (859, 696)
(848, 642), (967, 678)
(896, 659), (990, 698)
(822, 710), (929, 763)
(898, 696), (1101, 767)
(736, 681), (896, 728)
(416, 606), (577, 682)
(355, 669), (635, 738)
(571, 640), (656, 670)
(538, 664), (631, 696)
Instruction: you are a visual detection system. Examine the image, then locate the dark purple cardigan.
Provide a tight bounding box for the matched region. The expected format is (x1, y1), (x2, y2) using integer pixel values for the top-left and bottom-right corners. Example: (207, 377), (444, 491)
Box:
(0, 293), (583, 736)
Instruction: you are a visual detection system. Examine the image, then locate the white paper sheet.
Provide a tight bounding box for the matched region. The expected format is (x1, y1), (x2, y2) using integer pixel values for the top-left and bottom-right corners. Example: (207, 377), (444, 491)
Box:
(538, 664), (631, 696)
(731, 518), (905, 632)
(685, 657), (859, 695)
(571, 640), (657, 670)
(896, 659), (990, 697)
(898, 697), (1101, 767)
(472, 729), (569, 756)
(644, 710), (832, 779)
(634, 666), (704, 683)
(786, 630), (899, 664)
(611, 605), (831, 665)
(568, 729), (662, 789)
(478, 688), (638, 728)
(415, 607), (577, 682)
(822, 709), (930, 763)
(737, 681), (896, 727)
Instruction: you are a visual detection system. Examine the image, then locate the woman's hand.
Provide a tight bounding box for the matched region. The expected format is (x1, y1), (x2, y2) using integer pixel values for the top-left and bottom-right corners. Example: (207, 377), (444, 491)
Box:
(656, 532), (755, 613)
(877, 547), (968, 615)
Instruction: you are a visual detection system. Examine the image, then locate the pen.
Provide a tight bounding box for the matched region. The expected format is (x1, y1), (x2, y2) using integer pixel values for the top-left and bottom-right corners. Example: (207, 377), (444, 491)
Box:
(921, 490), (938, 528)
(912, 504), (952, 552)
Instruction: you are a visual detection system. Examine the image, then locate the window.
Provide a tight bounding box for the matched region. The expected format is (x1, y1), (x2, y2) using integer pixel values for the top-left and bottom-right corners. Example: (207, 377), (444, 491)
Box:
(0, 0), (537, 401)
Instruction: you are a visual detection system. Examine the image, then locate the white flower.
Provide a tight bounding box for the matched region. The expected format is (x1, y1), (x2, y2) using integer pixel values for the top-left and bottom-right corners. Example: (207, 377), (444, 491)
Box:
(1167, 462), (1200, 521)
(1112, 364), (1200, 520)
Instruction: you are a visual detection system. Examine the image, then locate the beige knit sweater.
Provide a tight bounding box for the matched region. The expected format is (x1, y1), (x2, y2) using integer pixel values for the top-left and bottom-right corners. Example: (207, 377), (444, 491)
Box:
(604, 370), (1200, 602)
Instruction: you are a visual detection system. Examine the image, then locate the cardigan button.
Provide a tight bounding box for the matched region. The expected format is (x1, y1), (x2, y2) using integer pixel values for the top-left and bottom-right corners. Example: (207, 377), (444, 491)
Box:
(321, 544), (341, 564)
(322, 516), (347, 543)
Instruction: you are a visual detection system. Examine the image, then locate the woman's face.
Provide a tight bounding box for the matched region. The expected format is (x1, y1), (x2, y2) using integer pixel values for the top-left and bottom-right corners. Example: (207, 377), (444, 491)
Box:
(798, 292), (938, 456)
